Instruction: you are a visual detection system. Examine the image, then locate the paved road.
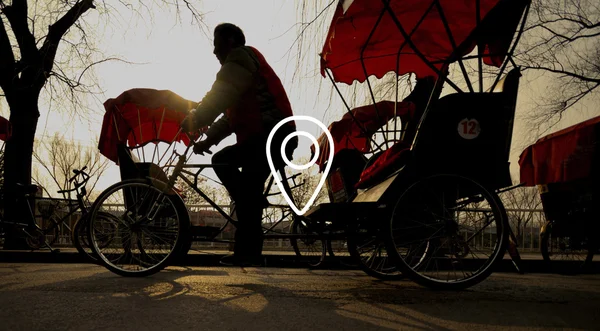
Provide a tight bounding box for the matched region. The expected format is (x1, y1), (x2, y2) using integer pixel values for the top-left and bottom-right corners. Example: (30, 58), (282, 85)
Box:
(0, 263), (599, 331)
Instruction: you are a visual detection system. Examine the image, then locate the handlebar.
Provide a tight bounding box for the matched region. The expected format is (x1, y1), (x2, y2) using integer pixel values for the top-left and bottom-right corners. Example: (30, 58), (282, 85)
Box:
(58, 166), (90, 195)
(68, 166), (88, 183)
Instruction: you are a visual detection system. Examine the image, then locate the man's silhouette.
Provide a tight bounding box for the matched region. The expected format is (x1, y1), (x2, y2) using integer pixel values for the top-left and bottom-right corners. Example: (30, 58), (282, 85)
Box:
(187, 23), (296, 266)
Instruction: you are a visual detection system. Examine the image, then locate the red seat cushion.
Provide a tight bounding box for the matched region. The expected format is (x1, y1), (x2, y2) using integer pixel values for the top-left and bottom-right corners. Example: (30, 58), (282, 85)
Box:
(355, 142), (411, 189)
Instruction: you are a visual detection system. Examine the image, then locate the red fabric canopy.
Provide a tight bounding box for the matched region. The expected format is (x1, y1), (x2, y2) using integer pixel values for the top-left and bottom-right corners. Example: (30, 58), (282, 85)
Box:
(519, 115), (600, 186)
(311, 101), (414, 171)
(321, 0), (529, 84)
(0, 116), (11, 141)
(98, 89), (199, 163)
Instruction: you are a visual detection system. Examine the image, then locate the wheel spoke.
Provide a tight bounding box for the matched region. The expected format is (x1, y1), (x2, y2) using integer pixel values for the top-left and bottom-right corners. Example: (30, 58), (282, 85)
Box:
(388, 174), (508, 289)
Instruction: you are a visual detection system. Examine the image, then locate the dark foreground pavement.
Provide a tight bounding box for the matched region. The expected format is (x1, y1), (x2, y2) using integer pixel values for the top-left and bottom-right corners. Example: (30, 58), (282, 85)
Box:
(0, 263), (599, 330)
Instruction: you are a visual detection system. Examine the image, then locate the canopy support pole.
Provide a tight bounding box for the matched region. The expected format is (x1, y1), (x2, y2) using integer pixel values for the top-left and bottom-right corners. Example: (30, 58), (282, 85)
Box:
(381, 0), (463, 93)
(153, 107), (167, 164)
(392, 0), (435, 142)
(476, 0), (483, 93)
(490, 1), (530, 91)
(137, 106), (146, 162)
(112, 107), (122, 142)
(409, 69), (448, 151)
(360, 8), (389, 149)
(435, 0), (473, 93)
(324, 68), (384, 153)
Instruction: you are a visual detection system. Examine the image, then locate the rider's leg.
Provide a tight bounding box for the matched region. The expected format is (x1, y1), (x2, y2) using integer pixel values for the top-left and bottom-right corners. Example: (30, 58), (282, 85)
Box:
(212, 138), (269, 264)
(212, 145), (246, 203)
(234, 129), (293, 260)
(234, 162), (270, 260)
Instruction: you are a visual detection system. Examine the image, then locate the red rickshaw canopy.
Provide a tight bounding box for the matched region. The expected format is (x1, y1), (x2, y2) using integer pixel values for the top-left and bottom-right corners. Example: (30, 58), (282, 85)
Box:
(321, 0), (529, 84)
(311, 101), (414, 171)
(519, 115), (600, 186)
(0, 116), (11, 141)
(98, 89), (199, 163)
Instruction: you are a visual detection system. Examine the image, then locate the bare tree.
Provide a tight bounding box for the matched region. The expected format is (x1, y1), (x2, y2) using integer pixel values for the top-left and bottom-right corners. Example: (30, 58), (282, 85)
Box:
(500, 185), (544, 241)
(177, 175), (230, 207)
(515, 0), (600, 134)
(0, 0), (205, 247)
(32, 133), (109, 198)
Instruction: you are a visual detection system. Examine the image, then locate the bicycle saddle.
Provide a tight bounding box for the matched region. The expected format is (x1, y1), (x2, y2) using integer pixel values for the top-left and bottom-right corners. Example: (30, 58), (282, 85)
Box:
(15, 183), (39, 195)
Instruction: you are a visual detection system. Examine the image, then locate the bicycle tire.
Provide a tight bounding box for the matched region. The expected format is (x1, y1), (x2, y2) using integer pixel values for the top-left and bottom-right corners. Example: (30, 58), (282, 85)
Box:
(540, 221), (595, 274)
(326, 239), (360, 267)
(88, 179), (190, 277)
(386, 174), (509, 290)
(289, 218), (327, 268)
(346, 228), (404, 280)
(72, 214), (97, 263)
(73, 212), (118, 264)
(40, 217), (60, 247)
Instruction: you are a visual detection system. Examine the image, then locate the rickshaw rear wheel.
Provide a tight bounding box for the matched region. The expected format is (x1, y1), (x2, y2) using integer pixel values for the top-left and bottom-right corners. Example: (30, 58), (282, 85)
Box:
(88, 179), (190, 277)
(327, 238), (360, 267)
(540, 221), (595, 274)
(346, 224), (404, 280)
(73, 211), (117, 264)
(386, 174), (509, 290)
(289, 217), (327, 268)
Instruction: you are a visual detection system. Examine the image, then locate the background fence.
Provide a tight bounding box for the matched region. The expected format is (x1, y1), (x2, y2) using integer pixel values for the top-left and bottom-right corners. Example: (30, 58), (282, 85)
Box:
(38, 200), (549, 253)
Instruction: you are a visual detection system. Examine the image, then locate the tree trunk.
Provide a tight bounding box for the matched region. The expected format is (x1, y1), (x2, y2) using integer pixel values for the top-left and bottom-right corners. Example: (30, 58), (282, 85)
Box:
(2, 93), (40, 250)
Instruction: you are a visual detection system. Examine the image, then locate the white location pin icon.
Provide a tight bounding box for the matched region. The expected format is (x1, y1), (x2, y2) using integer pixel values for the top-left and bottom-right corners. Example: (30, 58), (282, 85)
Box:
(266, 115), (334, 216)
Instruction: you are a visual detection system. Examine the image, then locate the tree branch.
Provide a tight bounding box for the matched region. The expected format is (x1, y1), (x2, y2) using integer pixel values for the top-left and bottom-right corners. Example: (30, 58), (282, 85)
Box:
(0, 15), (15, 89)
(522, 65), (600, 84)
(1, 0), (38, 62)
(39, 0), (96, 75)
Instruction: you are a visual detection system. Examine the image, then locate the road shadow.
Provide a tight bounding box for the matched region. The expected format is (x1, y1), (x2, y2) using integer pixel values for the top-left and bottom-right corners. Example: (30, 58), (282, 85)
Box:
(0, 265), (599, 330)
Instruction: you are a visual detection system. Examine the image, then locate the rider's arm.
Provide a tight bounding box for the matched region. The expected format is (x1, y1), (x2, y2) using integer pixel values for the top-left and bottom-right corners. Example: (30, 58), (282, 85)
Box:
(193, 47), (258, 127)
(203, 115), (232, 146)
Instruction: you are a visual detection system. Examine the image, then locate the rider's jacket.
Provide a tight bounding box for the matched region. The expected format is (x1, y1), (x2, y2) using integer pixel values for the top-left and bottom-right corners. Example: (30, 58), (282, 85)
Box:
(194, 46), (295, 144)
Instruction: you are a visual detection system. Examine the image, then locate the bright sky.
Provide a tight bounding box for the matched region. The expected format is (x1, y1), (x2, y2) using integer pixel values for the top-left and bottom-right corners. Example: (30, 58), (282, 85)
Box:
(1, 0), (599, 196)
(33, 0), (336, 195)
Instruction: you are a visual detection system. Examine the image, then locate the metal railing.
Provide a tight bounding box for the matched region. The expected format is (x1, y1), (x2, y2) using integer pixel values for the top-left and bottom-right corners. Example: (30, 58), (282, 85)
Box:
(37, 202), (550, 253)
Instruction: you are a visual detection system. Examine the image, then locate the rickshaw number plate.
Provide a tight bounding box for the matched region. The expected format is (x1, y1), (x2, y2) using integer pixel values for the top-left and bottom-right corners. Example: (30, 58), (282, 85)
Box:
(458, 118), (481, 140)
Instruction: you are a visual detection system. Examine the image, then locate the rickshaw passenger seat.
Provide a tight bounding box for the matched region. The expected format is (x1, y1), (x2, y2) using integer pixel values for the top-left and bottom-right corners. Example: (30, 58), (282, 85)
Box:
(409, 68), (521, 190)
(355, 141), (411, 189)
(116, 144), (140, 180)
(116, 144), (169, 182)
(354, 68), (521, 191)
(490, 68), (521, 161)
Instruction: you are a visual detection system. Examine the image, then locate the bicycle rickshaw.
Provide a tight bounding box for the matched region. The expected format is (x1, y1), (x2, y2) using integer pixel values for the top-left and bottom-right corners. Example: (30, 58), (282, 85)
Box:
(519, 115), (600, 272)
(88, 0), (531, 290)
(89, 89), (321, 265)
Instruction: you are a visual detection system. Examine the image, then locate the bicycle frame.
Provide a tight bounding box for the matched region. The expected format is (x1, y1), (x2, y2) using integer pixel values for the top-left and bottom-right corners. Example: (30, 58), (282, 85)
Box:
(35, 194), (88, 241)
(0, 191), (57, 251)
(158, 143), (306, 243)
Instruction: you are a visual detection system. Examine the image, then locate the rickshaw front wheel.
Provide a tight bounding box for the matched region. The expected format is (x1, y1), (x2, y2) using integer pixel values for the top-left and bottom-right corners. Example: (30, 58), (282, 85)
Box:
(540, 221), (595, 274)
(88, 179), (190, 277)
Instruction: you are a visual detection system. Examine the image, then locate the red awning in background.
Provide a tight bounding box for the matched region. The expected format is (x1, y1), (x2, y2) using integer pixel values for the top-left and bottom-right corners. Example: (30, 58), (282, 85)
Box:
(311, 101), (414, 171)
(519, 115), (600, 186)
(0, 116), (11, 141)
(98, 89), (199, 163)
(321, 0), (529, 84)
